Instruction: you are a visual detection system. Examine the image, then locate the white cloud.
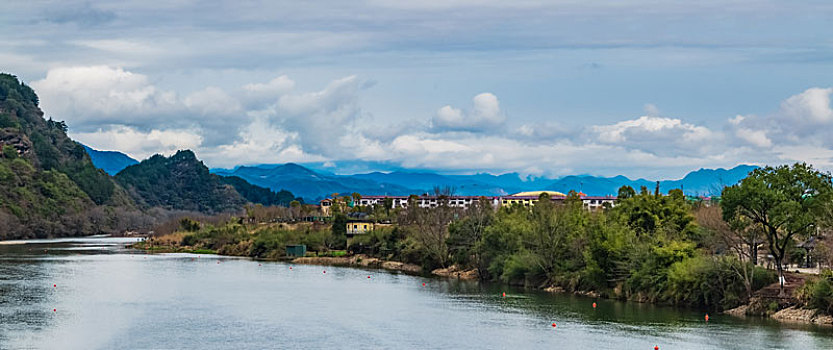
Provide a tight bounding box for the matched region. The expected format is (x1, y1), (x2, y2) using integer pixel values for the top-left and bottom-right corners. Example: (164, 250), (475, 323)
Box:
(514, 121), (569, 141)
(780, 87), (833, 124)
(72, 126), (203, 161)
(734, 127), (772, 148)
(243, 75), (296, 107)
(36, 64), (833, 179)
(199, 117), (323, 168)
(183, 86), (242, 116)
(431, 92), (504, 131)
(244, 75), (295, 95)
(591, 115), (718, 157)
(31, 66), (179, 129)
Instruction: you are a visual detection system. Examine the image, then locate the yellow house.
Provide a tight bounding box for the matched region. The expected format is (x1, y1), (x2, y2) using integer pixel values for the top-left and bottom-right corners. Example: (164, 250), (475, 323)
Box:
(346, 220), (373, 235)
(500, 191), (567, 207)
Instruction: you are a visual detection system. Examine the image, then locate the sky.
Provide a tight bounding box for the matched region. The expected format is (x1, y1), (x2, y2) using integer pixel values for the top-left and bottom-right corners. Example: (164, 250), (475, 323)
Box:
(3, 0), (833, 179)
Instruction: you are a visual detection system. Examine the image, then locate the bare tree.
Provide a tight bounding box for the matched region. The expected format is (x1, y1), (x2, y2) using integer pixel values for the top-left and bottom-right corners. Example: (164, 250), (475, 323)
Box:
(695, 206), (761, 299)
(408, 187), (457, 267)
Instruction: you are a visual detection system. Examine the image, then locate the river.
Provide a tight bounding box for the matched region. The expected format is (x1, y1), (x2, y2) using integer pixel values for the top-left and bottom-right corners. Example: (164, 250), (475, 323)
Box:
(1, 236), (831, 349)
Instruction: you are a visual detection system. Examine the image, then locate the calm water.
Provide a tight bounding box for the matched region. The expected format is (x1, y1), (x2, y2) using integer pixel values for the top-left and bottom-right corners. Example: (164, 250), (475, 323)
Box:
(1, 237), (832, 349)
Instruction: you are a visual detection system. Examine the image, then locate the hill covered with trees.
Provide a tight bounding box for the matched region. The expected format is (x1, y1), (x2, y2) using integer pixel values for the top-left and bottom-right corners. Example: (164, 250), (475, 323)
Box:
(0, 73), (138, 238)
(219, 175), (302, 206)
(0, 73), (300, 239)
(116, 150), (248, 213)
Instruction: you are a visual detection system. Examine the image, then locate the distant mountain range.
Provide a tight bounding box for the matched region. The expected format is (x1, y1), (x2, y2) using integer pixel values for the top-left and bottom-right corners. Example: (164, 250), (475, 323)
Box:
(82, 145), (138, 175)
(211, 162), (759, 202)
(80, 148), (758, 203)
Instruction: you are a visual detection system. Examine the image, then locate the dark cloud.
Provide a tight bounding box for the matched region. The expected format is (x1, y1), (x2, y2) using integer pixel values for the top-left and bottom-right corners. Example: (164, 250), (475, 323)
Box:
(44, 3), (116, 26)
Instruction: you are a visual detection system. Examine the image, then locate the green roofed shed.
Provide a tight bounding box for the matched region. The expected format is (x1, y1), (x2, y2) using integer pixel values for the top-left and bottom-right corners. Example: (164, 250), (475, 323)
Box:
(286, 245), (307, 257)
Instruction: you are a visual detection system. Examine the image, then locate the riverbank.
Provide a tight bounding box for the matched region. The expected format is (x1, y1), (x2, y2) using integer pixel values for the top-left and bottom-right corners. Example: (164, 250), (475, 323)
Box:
(130, 238), (833, 326)
(722, 272), (833, 326)
(291, 254), (423, 274)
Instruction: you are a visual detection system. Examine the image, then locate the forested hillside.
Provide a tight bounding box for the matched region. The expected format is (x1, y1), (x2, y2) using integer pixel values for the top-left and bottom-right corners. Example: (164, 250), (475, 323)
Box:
(0, 73), (299, 239)
(115, 150), (248, 213)
(219, 175), (303, 206)
(0, 73), (134, 238)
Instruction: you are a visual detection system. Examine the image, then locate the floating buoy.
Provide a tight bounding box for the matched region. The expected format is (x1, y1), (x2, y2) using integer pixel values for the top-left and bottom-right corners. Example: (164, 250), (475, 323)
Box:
(654, 346), (659, 350)
(551, 323), (556, 328)
(367, 275), (371, 279)
(191, 258), (195, 261)
(592, 302), (597, 308)
(289, 266), (293, 270)
(53, 284), (56, 288)
(323, 270), (326, 274)
(502, 292), (506, 297)
(217, 261), (220, 264)
(705, 314), (709, 322)
(422, 282), (426, 287)
(53, 308), (56, 312)
(258, 263), (262, 266)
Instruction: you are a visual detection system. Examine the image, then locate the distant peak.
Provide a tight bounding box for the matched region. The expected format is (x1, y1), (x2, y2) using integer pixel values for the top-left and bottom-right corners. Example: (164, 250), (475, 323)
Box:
(172, 150), (198, 161)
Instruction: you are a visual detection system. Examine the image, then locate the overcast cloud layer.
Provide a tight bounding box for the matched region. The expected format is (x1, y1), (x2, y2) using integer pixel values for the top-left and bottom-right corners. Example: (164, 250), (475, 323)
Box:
(5, 1), (833, 179)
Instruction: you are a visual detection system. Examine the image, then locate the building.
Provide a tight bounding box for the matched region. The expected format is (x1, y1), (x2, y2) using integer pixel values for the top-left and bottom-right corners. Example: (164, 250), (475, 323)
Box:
(347, 220), (374, 235)
(319, 198), (333, 216)
(319, 191), (616, 214)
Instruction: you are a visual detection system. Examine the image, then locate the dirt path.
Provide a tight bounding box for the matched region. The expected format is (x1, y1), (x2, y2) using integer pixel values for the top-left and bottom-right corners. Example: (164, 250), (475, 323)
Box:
(753, 272), (808, 300)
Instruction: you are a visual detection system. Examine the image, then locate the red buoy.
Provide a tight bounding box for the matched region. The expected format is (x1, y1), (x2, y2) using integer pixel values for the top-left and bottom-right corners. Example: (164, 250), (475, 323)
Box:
(323, 270), (326, 274)
(654, 346), (659, 350)
(367, 275), (371, 279)
(705, 314), (710, 322)
(551, 323), (556, 328)
(53, 308), (56, 312)
(592, 302), (597, 308)
(422, 282), (426, 287)
(258, 264), (262, 266)
(53, 284), (56, 288)
(502, 292), (506, 297)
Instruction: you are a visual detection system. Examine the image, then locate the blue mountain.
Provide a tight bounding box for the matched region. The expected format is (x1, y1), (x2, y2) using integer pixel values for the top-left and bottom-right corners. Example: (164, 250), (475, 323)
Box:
(82, 145), (139, 175)
(659, 165), (758, 196)
(213, 163), (417, 201)
(211, 162), (758, 202)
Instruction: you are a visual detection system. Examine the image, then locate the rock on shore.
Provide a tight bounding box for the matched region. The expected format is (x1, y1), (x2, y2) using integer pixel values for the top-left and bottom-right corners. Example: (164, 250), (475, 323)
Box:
(431, 265), (478, 280)
(771, 306), (833, 325)
(291, 255), (422, 274)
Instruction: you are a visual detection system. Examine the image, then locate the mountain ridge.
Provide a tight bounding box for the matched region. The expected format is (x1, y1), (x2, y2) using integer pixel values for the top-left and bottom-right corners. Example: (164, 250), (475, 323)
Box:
(82, 145), (138, 175)
(210, 162), (758, 202)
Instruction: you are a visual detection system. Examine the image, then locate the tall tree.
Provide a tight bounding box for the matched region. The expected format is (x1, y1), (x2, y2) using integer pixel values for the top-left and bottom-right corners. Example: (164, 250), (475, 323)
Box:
(721, 163), (833, 296)
(447, 197), (494, 278)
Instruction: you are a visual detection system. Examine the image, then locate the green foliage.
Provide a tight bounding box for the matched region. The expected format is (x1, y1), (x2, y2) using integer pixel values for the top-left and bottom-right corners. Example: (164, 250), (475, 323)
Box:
(0, 156), (96, 238)
(796, 269), (833, 315)
(722, 163), (833, 294)
(612, 186), (696, 236)
(180, 221), (335, 260)
(2, 145), (17, 159)
(0, 73), (131, 239)
(116, 150), (247, 213)
(666, 256), (776, 309)
(219, 175), (300, 206)
(0, 112), (20, 129)
(350, 226), (409, 260)
(180, 218), (201, 232)
(0, 73), (38, 106)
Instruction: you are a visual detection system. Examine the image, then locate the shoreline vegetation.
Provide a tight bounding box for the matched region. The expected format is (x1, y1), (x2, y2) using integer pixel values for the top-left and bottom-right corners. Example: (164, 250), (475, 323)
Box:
(134, 164), (833, 326)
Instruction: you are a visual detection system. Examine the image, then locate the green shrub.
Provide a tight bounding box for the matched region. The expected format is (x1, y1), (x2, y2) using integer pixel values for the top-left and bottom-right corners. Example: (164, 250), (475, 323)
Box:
(796, 269), (833, 315)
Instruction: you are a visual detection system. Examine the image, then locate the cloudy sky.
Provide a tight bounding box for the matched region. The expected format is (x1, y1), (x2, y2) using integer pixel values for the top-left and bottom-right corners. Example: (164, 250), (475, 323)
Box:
(4, 1), (833, 179)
